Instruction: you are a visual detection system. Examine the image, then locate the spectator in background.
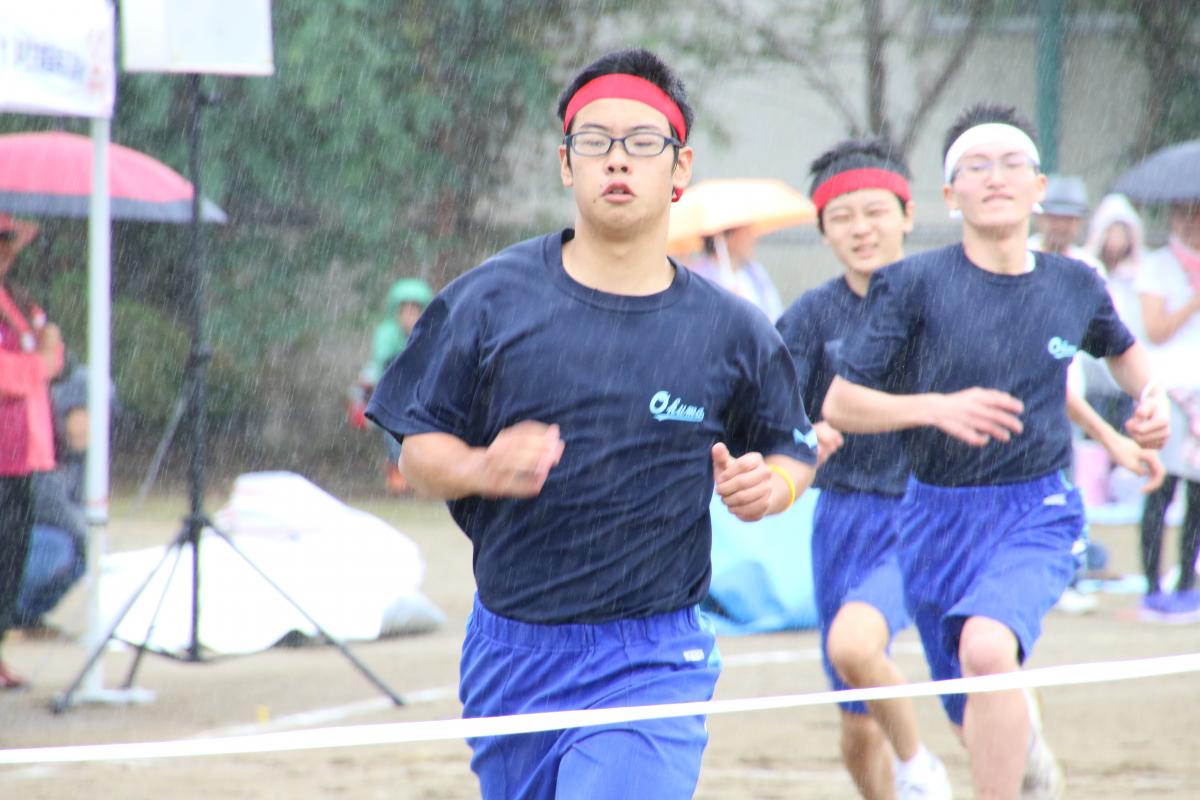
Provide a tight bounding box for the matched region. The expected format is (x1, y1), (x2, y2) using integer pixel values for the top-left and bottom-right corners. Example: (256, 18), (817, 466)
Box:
(347, 277), (433, 493)
(1082, 194), (1148, 433)
(1087, 193), (1147, 332)
(686, 226), (784, 321)
(0, 214), (63, 689)
(1029, 174), (1105, 272)
(367, 278), (435, 387)
(1029, 180), (1152, 614)
(15, 363), (91, 633)
(1136, 200), (1200, 621)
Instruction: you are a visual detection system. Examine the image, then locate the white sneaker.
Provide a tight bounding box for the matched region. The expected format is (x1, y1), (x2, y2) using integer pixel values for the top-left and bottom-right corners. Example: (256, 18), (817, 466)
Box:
(1020, 692), (1064, 800)
(1054, 586), (1098, 615)
(895, 752), (953, 800)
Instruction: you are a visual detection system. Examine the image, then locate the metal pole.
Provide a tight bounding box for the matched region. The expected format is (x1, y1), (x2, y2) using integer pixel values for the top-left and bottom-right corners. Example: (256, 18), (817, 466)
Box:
(81, 116), (112, 695)
(1036, 0), (1064, 174)
(58, 118), (152, 711)
(184, 73), (211, 661)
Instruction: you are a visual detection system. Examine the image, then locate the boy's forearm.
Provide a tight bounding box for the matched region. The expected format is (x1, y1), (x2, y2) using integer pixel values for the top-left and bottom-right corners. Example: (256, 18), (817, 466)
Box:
(822, 376), (934, 434)
(1105, 343), (1154, 399)
(763, 454), (815, 515)
(399, 432), (488, 499)
(1065, 387), (1119, 449)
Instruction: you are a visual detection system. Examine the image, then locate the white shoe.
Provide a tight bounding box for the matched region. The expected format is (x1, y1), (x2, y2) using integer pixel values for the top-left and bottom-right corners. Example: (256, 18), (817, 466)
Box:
(1054, 586), (1098, 615)
(895, 752), (953, 800)
(1020, 695), (1064, 800)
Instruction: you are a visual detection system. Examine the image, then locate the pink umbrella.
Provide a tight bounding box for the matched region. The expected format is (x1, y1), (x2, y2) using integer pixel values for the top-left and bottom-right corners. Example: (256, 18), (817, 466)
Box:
(0, 131), (225, 223)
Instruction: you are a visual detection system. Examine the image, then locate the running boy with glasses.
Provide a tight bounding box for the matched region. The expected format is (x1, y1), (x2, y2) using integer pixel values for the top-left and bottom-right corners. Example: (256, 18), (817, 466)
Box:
(367, 48), (816, 800)
(823, 104), (1168, 799)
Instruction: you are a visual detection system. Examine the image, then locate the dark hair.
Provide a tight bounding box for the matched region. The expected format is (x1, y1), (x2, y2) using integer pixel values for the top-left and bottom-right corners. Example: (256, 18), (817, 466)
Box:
(557, 48), (694, 142)
(809, 137), (911, 232)
(941, 103), (1038, 160)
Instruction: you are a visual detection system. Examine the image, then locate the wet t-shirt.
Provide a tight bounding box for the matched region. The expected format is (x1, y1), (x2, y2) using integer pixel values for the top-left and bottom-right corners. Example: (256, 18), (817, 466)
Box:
(837, 244), (1134, 487)
(777, 276), (909, 496)
(366, 230), (816, 624)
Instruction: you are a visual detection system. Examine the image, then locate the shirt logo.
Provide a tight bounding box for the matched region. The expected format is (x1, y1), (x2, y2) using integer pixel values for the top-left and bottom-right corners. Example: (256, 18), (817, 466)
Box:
(1046, 337), (1078, 360)
(649, 390), (705, 423)
(795, 427), (818, 449)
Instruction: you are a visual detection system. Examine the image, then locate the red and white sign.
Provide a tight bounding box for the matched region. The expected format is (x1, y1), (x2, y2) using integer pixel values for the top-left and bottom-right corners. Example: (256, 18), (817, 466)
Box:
(0, 0), (115, 118)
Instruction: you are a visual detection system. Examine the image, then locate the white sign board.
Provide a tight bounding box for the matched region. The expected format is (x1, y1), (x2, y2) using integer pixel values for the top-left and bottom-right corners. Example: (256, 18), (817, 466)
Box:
(0, 0), (115, 118)
(122, 0), (274, 76)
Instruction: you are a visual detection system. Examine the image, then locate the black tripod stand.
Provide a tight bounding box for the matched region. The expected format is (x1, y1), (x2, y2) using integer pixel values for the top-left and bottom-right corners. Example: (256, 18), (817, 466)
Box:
(53, 76), (403, 713)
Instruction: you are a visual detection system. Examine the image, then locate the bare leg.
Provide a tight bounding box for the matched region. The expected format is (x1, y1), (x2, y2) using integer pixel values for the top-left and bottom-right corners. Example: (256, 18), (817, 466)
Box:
(828, 602), (923, 760)
(828, 601), (927, 799)
(958, 615), (1028, 799)
(839, 710), (895, 800)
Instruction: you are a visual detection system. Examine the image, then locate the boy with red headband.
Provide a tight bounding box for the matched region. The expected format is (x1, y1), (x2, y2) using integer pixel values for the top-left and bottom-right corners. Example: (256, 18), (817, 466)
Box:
(777, 139), (952, 800)
(823, 104), (1169, 799)
(367, 49), (816, 799)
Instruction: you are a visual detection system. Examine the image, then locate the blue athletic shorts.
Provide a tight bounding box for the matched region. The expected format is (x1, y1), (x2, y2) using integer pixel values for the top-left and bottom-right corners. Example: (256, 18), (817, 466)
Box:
(459, 596), (722, 800)
(812, 489), (909, 714)
(897, 472), (1082, 725)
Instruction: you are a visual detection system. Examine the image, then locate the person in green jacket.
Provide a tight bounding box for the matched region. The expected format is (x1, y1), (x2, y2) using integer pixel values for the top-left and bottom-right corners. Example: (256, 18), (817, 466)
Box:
(368, 278), (435, 385)
(349, 277), (433, 492)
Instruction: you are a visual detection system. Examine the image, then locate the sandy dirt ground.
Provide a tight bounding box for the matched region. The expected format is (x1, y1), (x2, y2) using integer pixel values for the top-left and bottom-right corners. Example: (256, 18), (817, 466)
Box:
(2, 493), (1199, 799)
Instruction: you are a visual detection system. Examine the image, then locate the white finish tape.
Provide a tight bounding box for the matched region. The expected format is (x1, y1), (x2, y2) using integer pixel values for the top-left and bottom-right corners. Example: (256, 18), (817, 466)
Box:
(2, 652), (1196, 766)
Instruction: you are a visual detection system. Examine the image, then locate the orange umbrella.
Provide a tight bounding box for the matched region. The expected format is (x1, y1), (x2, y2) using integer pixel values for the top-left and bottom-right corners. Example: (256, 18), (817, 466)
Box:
(667, 178), (816, 256)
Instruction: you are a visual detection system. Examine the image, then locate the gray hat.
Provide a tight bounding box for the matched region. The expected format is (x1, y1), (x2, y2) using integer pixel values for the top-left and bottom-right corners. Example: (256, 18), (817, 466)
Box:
(1040, 175), (1089, 217)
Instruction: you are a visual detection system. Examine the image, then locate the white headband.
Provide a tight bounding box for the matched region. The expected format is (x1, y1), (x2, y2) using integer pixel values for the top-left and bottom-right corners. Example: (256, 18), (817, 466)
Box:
(943, 122), (1040, 184)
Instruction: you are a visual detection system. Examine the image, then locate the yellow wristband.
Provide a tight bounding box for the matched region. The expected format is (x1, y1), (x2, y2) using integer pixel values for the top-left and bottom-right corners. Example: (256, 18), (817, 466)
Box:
(766, 465), (796, 511)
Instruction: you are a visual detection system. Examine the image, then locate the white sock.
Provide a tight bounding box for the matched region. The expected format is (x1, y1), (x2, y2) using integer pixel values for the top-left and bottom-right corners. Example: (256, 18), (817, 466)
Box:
(895, 744), (934, 779)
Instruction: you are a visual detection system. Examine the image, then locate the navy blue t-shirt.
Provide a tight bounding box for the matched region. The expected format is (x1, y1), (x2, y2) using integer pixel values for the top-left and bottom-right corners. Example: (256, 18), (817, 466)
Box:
(837, 244), (1134, 487)
(777, 276), (909, 496)
(366, 230), (816, 624)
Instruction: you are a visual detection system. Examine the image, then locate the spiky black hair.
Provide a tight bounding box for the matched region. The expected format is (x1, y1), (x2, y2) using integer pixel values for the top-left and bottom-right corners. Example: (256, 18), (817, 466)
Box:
(941, 103), (1037, 160)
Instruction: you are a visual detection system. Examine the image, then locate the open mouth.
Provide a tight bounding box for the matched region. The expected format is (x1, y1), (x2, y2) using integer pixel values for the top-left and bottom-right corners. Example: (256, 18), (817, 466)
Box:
(603, 182), (634, 198)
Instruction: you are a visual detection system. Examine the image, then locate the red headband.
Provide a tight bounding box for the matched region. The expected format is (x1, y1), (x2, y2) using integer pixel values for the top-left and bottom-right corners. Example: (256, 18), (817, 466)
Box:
(563, 74), (688, 143)
(812, 168), (910, 213)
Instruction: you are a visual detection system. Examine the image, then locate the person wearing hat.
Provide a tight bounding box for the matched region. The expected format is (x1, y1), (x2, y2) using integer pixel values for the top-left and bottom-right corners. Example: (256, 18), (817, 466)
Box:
(0, 214), (63, 688)
(348, 278), (436, 491)
(1031, 177), (1137, 616)
(1029, 174), (1104, 272)
(347, 277), (434, 493)
(367, 48), (816, 799)
(368, 277), (435, 386)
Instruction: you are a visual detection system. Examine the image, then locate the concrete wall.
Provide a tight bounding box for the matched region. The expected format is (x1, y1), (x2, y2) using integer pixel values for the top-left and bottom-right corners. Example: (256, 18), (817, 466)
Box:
(494, 8), (1150, 309)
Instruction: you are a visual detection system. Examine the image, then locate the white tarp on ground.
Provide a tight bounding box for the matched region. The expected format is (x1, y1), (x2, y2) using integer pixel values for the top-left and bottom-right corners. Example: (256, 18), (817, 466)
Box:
(100, 472), (443, 655)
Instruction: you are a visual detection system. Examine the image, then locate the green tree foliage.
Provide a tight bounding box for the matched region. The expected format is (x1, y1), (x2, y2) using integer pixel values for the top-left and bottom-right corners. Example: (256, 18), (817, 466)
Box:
(642, 0), (991, 157)
(1121, 1), (1200, 157)
(1, 0), (649, 479)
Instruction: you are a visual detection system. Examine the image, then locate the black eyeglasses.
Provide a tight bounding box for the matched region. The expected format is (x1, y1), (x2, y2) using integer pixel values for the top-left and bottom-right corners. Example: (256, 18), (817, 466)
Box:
(564, 131), (682, 158)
